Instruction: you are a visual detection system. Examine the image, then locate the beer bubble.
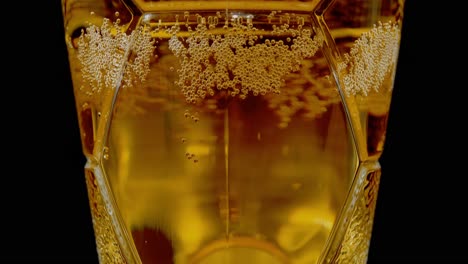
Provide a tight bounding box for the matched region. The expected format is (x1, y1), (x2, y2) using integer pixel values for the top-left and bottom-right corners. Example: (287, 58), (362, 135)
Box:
(338, 21), (401, 95)
(103, 146), (109, 160)
(185, 152), (196, 160)
(76, 18), (155, 95)
(168, 12), (324, 104)
(181, 137), (187, 143)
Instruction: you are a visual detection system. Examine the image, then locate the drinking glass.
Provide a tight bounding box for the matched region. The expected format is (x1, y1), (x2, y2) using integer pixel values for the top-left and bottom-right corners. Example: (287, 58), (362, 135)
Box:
(60, 0), (406, 263)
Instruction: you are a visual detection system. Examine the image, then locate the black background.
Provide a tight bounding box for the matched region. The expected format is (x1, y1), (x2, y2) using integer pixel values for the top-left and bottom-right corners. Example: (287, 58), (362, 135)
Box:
(2, 1), (467, 263)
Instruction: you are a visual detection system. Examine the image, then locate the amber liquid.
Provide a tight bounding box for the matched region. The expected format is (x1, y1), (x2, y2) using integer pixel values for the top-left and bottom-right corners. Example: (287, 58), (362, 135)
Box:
(62, 0), (402, 263)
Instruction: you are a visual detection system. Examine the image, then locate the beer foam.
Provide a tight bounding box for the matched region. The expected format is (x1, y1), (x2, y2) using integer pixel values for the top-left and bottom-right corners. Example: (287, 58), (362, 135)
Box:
(77, 18), (155, 95)
(338, 21), (401, 95)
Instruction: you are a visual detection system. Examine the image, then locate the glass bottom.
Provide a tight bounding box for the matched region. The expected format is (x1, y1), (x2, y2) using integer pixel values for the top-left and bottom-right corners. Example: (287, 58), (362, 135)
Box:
(191, 237), (288, 264)
(84, 162), (381, 264)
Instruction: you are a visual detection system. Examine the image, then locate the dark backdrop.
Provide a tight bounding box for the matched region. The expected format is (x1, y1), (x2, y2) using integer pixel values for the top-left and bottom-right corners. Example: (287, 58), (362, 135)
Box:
(2, 1), (466, 263)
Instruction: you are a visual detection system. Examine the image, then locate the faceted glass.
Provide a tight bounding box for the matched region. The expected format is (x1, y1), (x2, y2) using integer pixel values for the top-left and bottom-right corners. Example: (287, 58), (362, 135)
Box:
(60, 0), (406, 263)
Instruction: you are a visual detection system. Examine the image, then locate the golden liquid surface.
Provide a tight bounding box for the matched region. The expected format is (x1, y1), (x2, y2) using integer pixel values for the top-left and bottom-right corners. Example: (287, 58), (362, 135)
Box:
(62, 0), (403, 263)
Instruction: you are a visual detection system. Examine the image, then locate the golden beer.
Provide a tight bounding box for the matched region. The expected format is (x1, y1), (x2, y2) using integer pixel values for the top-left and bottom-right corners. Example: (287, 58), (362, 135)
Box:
(61, 0), (405, 263)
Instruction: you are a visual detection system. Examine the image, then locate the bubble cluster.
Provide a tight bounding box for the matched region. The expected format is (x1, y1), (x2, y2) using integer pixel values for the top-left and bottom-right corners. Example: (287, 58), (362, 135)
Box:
(167, 12), (324, 104)
(103, 146), (110, 160)
(338, 21), (401, 95)
(85, 171), (126, 263)
(77, 17), (155, 95)
(185, 152), (198, 163)
(184, 109), (199, 123)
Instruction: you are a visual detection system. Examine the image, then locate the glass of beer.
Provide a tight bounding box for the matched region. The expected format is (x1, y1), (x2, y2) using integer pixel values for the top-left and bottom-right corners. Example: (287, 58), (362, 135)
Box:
(60, 0), (406, 263)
